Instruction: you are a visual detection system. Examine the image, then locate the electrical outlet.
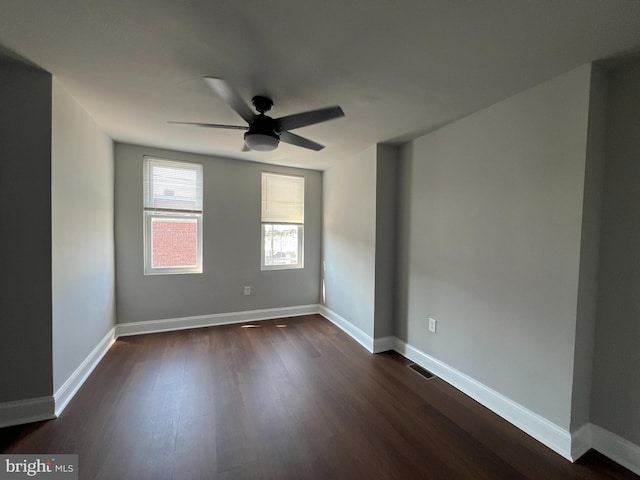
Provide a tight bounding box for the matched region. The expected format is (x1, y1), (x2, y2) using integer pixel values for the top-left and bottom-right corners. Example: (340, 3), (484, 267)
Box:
(428, 317), (437, 333)
(244, 286), (251, 296)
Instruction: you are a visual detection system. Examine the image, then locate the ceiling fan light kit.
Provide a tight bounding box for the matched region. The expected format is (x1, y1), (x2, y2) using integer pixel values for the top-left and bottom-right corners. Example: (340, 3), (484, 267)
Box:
(244, 132), (279, 151)
(170, 77), (344, 152)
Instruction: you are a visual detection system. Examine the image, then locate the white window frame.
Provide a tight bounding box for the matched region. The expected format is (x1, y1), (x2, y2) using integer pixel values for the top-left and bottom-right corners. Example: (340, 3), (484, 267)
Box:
(261, 172), (304, 271)
(143, 157), (203, 275)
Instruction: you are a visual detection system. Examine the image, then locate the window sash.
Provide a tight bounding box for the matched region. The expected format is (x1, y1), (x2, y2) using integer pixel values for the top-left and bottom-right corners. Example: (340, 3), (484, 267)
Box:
(261, 223), (304, 270)
(143, 157), (203, 275)
(144, 212), (203, 275)
(261, 172), (305, 270)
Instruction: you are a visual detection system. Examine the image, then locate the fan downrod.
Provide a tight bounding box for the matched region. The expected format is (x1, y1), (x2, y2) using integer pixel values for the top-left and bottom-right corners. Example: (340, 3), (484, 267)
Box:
(251, 96), (273, 114)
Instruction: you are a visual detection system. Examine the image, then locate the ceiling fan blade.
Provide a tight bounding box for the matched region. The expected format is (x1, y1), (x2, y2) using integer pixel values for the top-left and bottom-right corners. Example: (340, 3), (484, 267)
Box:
(275, 106), (344, 131)
(280, 131), (325, 151)
(203, 77), (255, 123)
(168, 121), (248, 130)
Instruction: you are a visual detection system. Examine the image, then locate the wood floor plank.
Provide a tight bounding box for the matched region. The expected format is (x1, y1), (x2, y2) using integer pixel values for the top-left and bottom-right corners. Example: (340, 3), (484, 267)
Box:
(1, 315), (637, 479)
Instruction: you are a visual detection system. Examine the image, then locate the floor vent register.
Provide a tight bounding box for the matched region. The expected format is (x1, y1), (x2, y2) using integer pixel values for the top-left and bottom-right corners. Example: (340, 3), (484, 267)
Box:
(407, 363), (436, 380)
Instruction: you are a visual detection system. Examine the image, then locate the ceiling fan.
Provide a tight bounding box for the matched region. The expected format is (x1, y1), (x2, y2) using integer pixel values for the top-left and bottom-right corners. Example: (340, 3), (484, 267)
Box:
(169, 77), (345, 152)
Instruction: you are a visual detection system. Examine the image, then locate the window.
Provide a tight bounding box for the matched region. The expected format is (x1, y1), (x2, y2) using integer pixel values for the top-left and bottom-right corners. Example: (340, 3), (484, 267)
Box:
(143, 157), (203, 275)
(261, 172), (304, 270)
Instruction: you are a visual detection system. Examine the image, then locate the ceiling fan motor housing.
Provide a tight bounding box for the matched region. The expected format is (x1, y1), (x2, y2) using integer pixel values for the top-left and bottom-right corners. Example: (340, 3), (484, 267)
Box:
(251, 95), (273, 114)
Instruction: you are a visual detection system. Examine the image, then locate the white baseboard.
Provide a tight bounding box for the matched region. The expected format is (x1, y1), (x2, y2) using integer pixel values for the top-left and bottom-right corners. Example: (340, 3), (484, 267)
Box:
(54, 326), (117, 417)
(373, 336), (395, 353)
(393, 338), (574, 461)
(591, 424), (640, 475)
(571, 423), (592, 461)
(0, 396), (55, 428)
(317, 306), (394, 354)
(318, 305), (375, 352)
(116, 304), (319, 337)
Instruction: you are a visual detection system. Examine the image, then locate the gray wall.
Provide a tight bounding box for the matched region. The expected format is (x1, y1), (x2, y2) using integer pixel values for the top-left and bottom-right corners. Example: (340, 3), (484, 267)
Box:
(591, 61), (640, 445)
(51, 79), (116, 393)
(0, 54), (53, 403)
(322, 146), (377, 337)
(114, 143), (322, 323)
(322, 144), (399, 341)
(569, 65), (607, 431)
(395, 65), (592, 429)
(373, 144), (399, 339)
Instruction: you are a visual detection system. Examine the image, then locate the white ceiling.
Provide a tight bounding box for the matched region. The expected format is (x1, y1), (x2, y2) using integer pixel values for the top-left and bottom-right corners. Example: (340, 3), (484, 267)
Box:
(1, 0), (640, 170)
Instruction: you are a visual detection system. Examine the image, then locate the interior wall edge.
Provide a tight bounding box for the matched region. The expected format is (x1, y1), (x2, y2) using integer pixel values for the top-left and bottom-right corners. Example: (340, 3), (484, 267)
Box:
(318, 304), (374, 352)
(53, 327), (117, 417)
(0, 396), (55, 429)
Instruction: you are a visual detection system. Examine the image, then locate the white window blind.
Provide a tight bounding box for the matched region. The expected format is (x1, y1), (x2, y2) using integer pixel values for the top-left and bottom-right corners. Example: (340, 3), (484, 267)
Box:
(261, 173), (304, 223)
(144, 158), (203, 212)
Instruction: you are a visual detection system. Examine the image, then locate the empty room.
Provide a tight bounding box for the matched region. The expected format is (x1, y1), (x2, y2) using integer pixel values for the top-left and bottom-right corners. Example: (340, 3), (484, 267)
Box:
(1, 1), (639, 479)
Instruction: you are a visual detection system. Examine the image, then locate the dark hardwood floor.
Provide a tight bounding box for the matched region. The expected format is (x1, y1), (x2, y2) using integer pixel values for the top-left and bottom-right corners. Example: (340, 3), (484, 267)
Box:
(1, 314), (637, 479)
